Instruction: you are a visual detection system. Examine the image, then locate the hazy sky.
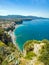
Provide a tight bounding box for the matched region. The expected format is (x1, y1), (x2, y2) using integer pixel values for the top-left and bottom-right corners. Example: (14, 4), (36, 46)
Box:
(0, 0), (49, 18)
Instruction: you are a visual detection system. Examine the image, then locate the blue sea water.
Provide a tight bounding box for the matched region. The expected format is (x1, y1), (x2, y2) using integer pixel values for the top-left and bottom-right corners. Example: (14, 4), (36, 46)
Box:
(14, 19), (49, 50)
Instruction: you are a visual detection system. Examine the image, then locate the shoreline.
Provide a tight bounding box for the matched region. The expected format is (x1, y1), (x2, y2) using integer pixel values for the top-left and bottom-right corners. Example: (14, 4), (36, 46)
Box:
(8, 24), (23, 52)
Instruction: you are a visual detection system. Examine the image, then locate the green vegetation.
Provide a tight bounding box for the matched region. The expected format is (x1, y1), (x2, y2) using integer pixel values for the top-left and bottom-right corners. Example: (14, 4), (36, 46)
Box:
(0, 28), (20, 65)
(0, 27), (49, 65)
(38, 40), (49, 65)
(25, 51), (36, 60)
(24, 39), (49, 65)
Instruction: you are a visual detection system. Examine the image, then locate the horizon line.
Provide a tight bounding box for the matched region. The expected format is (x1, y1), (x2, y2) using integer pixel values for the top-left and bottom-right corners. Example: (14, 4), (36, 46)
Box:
(0, 14), (49, 18)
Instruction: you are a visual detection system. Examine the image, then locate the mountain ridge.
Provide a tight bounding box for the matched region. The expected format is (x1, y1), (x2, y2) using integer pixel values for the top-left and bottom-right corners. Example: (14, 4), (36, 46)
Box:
(0, 15), (49, 20)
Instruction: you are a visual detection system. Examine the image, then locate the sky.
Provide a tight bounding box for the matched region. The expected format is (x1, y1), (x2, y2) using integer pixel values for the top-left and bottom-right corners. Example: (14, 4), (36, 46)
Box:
(0, 0), (49, 18)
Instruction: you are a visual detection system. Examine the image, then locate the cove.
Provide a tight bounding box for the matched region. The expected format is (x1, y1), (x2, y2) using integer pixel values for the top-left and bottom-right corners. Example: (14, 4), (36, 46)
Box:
(14, 19), (49, 50)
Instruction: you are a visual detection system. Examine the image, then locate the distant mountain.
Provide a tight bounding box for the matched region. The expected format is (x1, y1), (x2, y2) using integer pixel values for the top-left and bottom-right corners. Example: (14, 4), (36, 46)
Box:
(0, 15), (49, 20)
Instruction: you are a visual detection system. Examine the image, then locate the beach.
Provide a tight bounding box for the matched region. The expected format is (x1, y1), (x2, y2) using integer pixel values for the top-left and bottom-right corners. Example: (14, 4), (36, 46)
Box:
(8, 24), (23, 52)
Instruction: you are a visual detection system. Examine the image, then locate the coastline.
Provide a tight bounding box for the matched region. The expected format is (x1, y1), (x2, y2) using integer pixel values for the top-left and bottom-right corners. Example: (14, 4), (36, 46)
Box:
(8, 24), (23, 52)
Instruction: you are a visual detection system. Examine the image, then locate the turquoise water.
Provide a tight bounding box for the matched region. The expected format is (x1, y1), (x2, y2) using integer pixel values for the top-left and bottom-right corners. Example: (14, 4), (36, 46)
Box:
(14, 19), (49, 50)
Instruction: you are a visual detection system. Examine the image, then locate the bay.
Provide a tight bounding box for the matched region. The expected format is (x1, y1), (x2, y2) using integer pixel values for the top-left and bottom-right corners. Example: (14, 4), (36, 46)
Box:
(14, 19), (49, 50)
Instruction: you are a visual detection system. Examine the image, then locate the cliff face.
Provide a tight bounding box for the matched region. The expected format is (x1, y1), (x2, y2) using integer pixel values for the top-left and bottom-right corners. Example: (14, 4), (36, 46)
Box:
(23, 40), (49, 65)
(0, 28), (49, 65)
(0, 28), (21, 65)
(0, 38), (49, 65)
(0, 41), (21, 65)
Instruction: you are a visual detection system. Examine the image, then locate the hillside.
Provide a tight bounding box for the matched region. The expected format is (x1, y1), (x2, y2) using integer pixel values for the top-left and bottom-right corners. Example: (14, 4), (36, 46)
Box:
(0, 27), (49, 65)
(0, 39), (49, 65)
(0, 15), (48, 20)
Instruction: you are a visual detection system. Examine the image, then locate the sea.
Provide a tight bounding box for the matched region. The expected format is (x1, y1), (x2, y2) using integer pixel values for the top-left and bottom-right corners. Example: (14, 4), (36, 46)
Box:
(14, 19), (49, 50)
